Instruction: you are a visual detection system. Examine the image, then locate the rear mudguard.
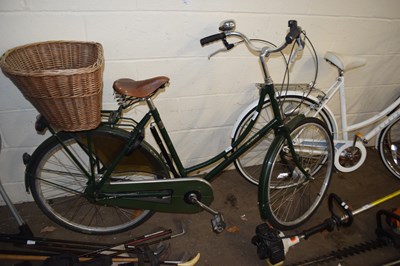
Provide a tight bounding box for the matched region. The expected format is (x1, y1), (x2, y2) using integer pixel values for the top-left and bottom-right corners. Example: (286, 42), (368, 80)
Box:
(24, 125), (169, 192)
(258, 114), (305, 220)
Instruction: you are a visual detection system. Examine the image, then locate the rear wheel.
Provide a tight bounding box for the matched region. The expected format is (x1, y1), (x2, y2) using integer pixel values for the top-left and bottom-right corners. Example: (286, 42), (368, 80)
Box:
(27, 126), (170, 234)
(260, 117), (334, 230)
(378, 116), (400, 180)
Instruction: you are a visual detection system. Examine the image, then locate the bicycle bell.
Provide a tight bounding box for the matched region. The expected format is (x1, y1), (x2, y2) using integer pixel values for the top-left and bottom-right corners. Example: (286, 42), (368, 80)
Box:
(219, 20), (236, 31)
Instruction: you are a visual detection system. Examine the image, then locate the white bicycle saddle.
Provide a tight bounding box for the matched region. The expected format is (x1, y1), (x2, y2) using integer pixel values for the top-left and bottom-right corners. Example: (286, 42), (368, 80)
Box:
(324, 51), (367, 72)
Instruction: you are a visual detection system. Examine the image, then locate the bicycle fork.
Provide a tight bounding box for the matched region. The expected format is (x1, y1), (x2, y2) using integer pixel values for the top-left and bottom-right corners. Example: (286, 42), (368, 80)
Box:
(282, 125), (312, 180)
(258, 114), (308, 220)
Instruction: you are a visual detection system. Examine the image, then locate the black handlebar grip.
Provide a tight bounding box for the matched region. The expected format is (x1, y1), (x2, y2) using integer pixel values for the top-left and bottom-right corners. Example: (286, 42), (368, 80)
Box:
(200, 32), (226, 46)
(285, 20), (301, 44)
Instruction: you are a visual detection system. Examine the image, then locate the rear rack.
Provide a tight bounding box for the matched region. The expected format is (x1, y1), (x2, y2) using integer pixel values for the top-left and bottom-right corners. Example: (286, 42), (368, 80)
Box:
(101, 110), (138, 131)
(256, 82), (324, 97)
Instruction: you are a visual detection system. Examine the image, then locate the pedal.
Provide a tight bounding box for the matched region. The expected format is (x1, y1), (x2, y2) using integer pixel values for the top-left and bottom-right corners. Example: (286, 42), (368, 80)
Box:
(354, 131), (367, 144)
(187, 193), (226, 233)
(211, 213), (226, 233)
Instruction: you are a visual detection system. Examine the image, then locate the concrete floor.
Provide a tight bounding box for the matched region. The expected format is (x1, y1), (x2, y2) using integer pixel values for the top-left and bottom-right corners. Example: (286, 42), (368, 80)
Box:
(0, 148), (399, 265)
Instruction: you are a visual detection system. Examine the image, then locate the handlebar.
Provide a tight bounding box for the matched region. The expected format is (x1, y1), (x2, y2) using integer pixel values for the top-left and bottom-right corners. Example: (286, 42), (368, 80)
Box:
(200, 20), (302, 57)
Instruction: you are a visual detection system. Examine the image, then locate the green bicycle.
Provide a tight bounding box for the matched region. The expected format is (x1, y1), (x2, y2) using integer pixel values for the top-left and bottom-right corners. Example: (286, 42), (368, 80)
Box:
(22, 20), (333, 234)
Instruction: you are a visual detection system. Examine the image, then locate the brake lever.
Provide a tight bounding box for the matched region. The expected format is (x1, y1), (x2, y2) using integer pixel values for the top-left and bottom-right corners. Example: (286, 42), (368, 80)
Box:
(289, 34), (305, 63)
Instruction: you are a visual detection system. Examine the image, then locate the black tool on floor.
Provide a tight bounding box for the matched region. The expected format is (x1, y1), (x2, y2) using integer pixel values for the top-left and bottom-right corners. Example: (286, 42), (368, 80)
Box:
(252, 191), (400, 265)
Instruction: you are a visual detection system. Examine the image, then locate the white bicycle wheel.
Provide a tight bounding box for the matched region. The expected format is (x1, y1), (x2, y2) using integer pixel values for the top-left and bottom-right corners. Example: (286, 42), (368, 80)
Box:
(378, 116), (400, 179)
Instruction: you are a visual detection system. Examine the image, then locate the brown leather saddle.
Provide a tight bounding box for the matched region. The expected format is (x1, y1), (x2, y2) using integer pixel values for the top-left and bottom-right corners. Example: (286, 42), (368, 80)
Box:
(113, 76), (169, 98)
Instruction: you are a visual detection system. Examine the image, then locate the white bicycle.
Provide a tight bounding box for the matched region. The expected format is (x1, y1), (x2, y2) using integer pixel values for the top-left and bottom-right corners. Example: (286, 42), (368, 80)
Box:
(232, 47), (400, 185)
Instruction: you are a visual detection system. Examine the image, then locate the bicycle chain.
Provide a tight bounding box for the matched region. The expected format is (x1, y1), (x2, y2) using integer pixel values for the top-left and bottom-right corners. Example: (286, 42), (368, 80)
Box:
(286, 238), (389, 266)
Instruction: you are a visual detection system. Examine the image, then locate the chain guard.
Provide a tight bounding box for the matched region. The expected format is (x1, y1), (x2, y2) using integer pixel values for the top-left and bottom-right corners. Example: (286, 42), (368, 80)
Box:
(98, 177), (214, 214)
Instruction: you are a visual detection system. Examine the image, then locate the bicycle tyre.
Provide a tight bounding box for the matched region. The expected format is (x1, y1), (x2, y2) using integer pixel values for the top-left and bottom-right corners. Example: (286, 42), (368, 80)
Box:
(259, 117), (334, 230)
(26, 126), (170, 235)
(378, 116), (400, 180)
(233, 95), (334, 185)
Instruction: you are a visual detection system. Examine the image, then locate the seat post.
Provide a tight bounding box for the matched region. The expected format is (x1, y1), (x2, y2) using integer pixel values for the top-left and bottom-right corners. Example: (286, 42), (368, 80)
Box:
(146, 97), (156, 111)
(146, 97), (166, 129)
(145, 97), (186, 174)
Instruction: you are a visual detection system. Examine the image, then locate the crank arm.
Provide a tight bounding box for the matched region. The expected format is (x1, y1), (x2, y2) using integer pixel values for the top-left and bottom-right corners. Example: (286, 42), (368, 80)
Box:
(188, 193), (226, 233)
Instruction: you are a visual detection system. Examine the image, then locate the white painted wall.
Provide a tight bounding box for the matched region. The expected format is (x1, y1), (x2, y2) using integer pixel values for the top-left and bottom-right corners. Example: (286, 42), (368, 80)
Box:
(0, 0), (399, 203)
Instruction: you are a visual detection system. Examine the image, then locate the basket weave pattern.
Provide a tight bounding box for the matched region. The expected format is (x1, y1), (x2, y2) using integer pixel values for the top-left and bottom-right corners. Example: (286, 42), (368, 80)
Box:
(0, 41), (104, 131)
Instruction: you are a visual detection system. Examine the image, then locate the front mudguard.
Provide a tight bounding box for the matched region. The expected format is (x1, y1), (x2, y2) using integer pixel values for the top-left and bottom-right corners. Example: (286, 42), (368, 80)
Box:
(258, 114), (305, 220)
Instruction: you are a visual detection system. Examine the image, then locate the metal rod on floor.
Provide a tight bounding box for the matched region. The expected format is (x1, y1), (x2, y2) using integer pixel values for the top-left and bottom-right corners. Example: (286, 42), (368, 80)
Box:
(0, 253), (139, 263)
(0, 253), (201, 266)
(349, 189), (400, 217)
(0, 182), (25, 227)
(0, 135), (33, 236)
(80, 228), (172, 257)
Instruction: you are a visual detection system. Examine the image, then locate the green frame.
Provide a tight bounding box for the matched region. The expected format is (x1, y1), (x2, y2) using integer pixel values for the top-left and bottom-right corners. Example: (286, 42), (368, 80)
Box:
(40, 58), (309, 216)
(156, 83), (280, 180)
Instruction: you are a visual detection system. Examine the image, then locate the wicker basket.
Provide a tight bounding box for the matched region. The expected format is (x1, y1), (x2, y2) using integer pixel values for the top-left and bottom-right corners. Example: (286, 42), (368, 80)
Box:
(0, 40), (104, 131)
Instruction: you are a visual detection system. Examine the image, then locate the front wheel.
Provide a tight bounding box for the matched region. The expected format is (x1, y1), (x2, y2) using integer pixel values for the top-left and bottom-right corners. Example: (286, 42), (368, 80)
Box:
(259, 117), (334, 230)
(378, 116), (400, 179)
(26, 126), (170, 234)
(233, 95), (335, 185)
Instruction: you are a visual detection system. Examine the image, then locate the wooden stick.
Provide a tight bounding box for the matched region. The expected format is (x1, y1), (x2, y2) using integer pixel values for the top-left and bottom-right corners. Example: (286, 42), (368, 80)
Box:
(0, 253), (202, 265)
